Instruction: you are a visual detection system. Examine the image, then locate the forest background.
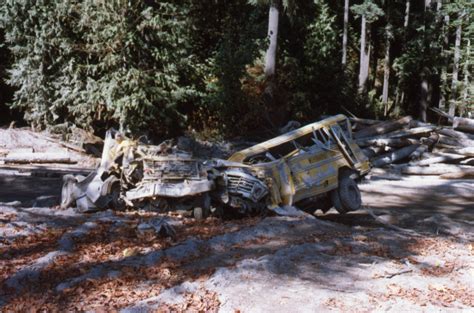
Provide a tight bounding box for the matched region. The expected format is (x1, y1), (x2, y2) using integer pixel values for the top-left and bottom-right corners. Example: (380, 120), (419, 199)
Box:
(0, 0), (472, 140)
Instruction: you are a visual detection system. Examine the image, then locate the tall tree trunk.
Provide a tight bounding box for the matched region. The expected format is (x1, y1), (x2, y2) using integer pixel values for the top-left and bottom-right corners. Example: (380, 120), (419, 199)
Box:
(382, 3), (391, 116)
(342, 0), (349, 66)
(358, 14), (369, 94)
(419, 0), (432, 122)
(424, 0), (431, 9)
(382, 30), (390, 115)
(420, 68), (430, 122)
(264, 0), (280, 78)
(395, 0), (410, 112)
(461, 15), (470, 117)
(439, 14), (450, 109)
(404, 0), (410, 29)
(449, 13), (463, 116)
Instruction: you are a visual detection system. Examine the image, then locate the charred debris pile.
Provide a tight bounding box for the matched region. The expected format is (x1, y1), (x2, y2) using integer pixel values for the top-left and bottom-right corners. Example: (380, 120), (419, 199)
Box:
(352, 109), (474, 180)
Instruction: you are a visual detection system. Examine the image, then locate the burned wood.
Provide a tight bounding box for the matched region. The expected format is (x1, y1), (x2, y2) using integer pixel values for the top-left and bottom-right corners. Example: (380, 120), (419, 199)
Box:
(354, 116), (412, 139)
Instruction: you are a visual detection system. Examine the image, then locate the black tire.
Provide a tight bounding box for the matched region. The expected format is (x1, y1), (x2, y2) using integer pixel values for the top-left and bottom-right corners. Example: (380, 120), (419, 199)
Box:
(330, 188), (347, 214)
(108, 181), (125, 211)
(338, 176), (362, 212)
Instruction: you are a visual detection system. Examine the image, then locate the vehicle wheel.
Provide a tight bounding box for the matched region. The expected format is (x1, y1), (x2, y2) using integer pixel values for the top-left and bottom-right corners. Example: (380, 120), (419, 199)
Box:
(108, 181), (125, 211)
(338, 176), (362, 212)
(61, 175), (77, 209)
(330, 188), (347, 214)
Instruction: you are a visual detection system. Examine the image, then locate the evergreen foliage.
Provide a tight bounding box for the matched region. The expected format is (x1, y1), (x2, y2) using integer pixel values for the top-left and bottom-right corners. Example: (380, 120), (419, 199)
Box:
(0, 0), (472, 137)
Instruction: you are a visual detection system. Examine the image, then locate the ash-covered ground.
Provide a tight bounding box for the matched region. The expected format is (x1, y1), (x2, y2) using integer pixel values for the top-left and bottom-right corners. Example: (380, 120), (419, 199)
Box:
(0, 128), (473, 312)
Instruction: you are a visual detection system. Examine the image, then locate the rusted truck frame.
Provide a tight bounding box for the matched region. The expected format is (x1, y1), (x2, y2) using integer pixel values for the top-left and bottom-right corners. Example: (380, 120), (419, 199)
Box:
(61, 114), (370, 216)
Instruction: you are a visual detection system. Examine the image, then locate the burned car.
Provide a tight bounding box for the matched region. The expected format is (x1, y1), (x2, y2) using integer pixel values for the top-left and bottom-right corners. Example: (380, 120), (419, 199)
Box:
(61, 114), (369, 217)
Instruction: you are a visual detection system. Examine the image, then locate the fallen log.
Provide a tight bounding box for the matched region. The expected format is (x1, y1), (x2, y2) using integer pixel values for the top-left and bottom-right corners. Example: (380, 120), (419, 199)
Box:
(362, 146), (386, 158)
(409, 120), (433, 128)
(349, 117), (379, 125)
(354, 116), (412, 139)
(371, 144), (420, 168)
(387, 126), (438, 139)
(414, 152), (467, 166)
(460, 158), (474, 166)
(356, 138), (418, 148)
(410, 133), (439, 160)
(438, 134), (474, 148)
(430, 108), (474, 134)
(430, 107), (453, 121)
(438, 128), (474, 141)
(440, 170), (474, 179)
(453, 116), (474, 133)
(3, 152), (76, 164)
(438, 147), (474, 157)
(400, 164), (473, 175)
(361, 127), (437, 144)
(457, 147), (474, 157)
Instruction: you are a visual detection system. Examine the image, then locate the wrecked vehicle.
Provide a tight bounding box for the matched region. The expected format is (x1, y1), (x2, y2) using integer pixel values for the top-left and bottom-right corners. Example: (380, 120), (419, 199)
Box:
(61, 114), (369, 217)
(225, 114), (370, 214)
(61, 131), (214, 218)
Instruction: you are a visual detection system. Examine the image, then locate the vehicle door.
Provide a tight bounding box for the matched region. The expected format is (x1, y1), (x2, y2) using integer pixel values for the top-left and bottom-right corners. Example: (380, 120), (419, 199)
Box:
(286, 128), (340, 203)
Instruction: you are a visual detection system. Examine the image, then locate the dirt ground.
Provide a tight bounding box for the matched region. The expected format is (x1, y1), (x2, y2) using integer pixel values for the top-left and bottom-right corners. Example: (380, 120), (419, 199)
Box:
(0, 128), (473, 312)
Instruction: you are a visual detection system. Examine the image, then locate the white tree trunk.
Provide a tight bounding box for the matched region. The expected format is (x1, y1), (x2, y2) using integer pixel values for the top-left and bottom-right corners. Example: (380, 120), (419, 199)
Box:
(449, 13), (463, 116)
(404, 0), (410, 28)
(358, 14), (369, 93)
(424, 0), (431, 10)
(342, 0), (349, 66)
(264, 1), (279, 78)
(461, 16), (470, 116)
